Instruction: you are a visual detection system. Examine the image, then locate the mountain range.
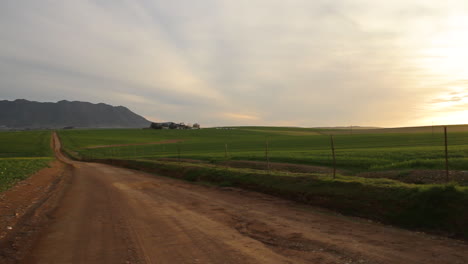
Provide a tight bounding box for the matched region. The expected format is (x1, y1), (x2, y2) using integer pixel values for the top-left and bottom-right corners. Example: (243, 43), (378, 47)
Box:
(0, 99), (150, 129)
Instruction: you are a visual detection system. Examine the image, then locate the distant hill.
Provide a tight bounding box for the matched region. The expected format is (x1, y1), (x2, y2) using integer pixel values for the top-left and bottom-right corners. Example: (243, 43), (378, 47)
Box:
(0, 99), (150, 129)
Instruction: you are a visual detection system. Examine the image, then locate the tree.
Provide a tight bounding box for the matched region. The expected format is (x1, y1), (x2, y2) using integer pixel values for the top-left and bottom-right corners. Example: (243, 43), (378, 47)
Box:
(150, 123), (163, 129)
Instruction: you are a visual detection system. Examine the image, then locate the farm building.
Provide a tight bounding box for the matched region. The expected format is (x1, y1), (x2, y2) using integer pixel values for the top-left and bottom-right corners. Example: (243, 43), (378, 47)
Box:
(150, 122), (199, 129)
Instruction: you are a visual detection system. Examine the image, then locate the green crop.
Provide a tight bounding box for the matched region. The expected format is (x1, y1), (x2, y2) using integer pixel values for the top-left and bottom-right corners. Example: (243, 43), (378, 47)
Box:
(58, 127), (468, 172)
(0, 130), (52, 158)
(0, 130), (53, 192)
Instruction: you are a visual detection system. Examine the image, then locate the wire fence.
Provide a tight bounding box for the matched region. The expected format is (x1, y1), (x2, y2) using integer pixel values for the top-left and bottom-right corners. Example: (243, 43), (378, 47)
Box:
(78, 127), (468, 183)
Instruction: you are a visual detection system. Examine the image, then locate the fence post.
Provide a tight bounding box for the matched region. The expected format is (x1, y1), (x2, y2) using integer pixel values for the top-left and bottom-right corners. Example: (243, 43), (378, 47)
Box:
(177, 144), (181, 164)
(330, 135), (336, 179)
(225, 143), (228, 159)
(265, 138), (270, 173)
(432, 121), (434, 137)
(444, 126), (449, 182)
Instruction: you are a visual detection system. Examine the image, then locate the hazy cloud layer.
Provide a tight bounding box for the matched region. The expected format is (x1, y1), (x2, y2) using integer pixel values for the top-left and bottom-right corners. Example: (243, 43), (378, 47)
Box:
(1, 0), (467, 127)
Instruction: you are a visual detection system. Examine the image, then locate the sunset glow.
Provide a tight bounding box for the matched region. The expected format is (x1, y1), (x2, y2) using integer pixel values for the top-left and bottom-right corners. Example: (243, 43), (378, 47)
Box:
(1, 1), (467, 127)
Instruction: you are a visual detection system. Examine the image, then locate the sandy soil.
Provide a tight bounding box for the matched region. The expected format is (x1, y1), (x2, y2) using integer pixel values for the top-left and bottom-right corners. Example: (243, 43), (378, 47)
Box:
(1, 133), (467, 263)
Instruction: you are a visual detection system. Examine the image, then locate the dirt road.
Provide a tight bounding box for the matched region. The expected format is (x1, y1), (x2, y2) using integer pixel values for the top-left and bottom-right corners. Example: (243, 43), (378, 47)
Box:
(7, 134), (468, 263)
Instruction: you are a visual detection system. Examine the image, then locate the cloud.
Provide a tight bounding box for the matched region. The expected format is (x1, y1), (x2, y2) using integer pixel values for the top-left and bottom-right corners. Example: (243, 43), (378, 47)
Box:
(223, 113), (260, 121)
(1, 1), (468, 126)
(432, 97), (463, 103)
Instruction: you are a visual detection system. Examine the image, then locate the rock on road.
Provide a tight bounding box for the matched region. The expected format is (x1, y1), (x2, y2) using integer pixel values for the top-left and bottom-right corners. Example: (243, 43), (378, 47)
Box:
(13, 134), (468, 263)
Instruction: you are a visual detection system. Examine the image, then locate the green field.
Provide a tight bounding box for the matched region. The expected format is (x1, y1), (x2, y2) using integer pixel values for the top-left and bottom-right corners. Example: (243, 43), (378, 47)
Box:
(58, 126), (468, 173)
(0, 130), (52, 158)
(0, 131), (53, 192)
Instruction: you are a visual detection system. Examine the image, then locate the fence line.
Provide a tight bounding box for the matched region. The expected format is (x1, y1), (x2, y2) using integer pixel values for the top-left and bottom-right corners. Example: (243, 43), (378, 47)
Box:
(80, 128), (468, 183)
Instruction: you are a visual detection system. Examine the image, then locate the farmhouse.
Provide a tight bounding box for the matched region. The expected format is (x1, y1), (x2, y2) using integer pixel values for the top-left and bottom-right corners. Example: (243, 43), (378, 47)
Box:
(150, 122), (199, 129)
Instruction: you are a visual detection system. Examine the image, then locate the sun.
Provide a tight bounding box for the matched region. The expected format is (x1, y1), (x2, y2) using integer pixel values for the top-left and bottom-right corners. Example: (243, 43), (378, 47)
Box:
(414, 16), (468, 82)
(425, 110), (468, 126)
(413, 16), (468, 125)
(420, 86), (468, 125)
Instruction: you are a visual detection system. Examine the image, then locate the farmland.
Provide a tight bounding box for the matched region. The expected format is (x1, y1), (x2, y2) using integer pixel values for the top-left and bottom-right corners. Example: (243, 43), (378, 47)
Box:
(58, 126), (468, 173)
(0, 131), (53, 192)
(1, 126), (468, 258)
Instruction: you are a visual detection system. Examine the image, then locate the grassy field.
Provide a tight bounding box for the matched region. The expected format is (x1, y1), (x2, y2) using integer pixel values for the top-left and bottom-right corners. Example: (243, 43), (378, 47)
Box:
(0, 131), (53, 192)
(58, 126), (468, 173)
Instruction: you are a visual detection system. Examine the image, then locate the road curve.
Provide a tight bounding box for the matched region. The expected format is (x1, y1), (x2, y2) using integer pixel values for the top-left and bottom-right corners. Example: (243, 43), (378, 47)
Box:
(19, 133), (468, 263)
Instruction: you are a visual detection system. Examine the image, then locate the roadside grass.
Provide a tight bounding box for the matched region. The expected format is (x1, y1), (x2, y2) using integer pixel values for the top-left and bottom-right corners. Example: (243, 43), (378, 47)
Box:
(0, 131), (53, 192)
(0, 158), (53, 192)
(95, 158), (468, 239)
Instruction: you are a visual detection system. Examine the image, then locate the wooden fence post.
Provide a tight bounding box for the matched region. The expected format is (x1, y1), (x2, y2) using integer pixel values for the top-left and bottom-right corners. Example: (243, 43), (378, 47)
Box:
(177, 144), (181, 163)
(444, 126), (449, 183)
(225, 143), (228, 159)
(330, 135), (336, 179)
(265, 138), (270, 173)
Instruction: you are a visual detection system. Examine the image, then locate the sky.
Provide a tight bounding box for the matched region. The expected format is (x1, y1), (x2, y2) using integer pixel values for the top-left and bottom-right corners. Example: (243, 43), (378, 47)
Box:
(1, 0), (467, 127)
